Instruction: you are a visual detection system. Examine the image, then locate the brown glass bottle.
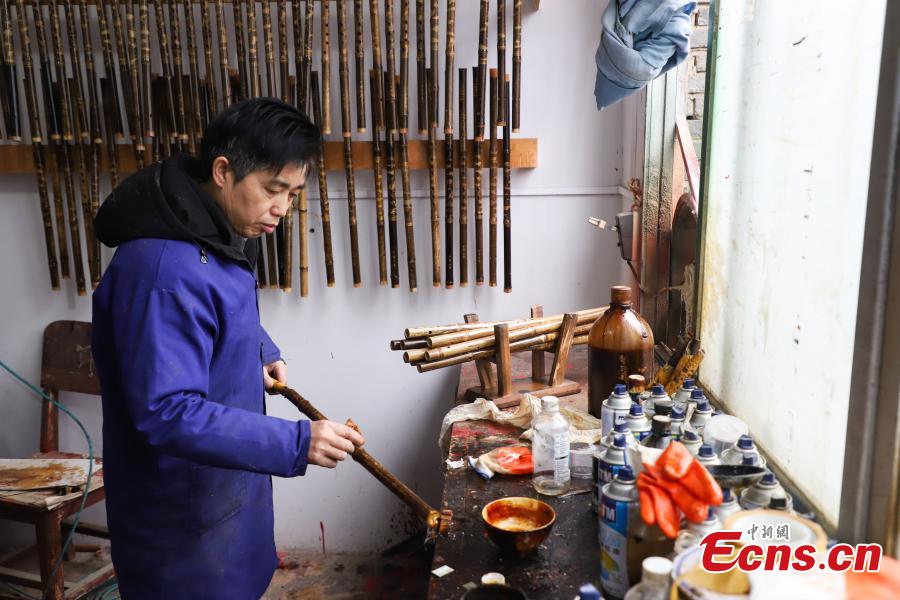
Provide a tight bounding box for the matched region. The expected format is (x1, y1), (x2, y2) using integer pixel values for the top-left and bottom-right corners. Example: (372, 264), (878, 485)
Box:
(588, 286), (654, 418)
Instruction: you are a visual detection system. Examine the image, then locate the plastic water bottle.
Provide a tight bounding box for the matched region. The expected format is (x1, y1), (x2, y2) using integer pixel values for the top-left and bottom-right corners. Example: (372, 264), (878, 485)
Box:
(532, 396), (570, 496)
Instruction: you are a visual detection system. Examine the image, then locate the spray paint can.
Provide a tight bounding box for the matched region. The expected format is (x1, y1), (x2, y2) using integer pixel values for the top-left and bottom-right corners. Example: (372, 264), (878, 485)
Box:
(602, 384), (633, 437)
(696, 444), (721, 467)
(721, 435), (767, 468)
(689, 394), (713, 434)
(599, 466), (638, 599)
(593, 435), (629, 512)
(740, 471), (793, 511)
(670, 407), (686, 442)
(648, 384), (673, 417)
(713, 488), (742, 523)
(625, 403), (651, 441)
(672, 378), (697, 410)
(601, 421), (638, 453)
(681, 430), (703, 456)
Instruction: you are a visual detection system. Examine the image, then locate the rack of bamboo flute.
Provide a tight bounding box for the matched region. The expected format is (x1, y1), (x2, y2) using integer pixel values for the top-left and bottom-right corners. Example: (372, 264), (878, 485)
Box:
(0, 0), (535, 297)
(391, 305), (605, 407)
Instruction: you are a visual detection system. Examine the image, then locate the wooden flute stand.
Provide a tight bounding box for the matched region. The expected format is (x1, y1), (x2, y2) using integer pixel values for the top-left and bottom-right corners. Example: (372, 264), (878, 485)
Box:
(463, 305), (581, 408)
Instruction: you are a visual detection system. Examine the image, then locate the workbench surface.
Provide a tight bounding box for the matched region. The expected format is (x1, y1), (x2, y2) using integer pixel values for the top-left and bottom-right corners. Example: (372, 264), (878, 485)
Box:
(428, 346), (603, 599)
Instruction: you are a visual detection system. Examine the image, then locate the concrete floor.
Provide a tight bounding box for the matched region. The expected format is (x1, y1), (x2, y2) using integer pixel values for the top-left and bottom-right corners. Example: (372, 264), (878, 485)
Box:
(0, 543), (432, 599)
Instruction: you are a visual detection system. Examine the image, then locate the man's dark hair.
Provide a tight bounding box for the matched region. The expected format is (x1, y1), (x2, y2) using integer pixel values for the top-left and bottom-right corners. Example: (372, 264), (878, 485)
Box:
(198, 98), (320, 181)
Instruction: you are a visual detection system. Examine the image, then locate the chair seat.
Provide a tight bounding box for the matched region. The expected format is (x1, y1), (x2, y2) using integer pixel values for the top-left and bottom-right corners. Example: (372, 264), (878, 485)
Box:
(0, 453), (104, 515)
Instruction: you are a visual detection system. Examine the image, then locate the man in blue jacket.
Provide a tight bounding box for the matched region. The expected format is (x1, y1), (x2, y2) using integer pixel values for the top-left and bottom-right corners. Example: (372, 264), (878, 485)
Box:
(91, 98), (365, 598)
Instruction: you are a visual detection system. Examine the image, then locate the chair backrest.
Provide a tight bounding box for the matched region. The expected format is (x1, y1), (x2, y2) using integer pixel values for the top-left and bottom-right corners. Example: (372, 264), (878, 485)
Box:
(39, 321), (99, 453)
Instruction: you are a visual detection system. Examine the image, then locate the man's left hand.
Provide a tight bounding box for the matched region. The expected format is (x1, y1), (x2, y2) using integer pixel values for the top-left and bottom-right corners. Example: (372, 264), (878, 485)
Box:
(263, 360), (288, 393)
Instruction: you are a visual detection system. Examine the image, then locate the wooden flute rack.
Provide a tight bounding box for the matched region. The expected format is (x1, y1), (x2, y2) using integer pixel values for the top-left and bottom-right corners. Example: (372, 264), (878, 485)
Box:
(463, 305), (580, 408)
(0, 139), (538, 174)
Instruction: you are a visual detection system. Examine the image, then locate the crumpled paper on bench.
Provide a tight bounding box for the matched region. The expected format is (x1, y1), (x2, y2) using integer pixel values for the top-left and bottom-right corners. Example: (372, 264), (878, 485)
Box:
(439, 394), (603, 452)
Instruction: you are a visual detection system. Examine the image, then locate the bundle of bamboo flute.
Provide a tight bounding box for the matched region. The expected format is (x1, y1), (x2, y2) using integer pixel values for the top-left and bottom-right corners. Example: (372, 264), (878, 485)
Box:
(391, 306), (607, 373)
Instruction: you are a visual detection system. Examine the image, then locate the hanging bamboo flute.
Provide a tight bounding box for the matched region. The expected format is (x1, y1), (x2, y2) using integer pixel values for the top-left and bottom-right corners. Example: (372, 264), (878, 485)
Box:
(300, 0), (314, 112)
(34, 0), (69, 280)
(353, 0), (366, 131)
(458, 68), (468, 287)
(261, 0), (279, 287)
(399, 0), (417, 292)
(123, 0), (146, 161)
(318, 0), (330, 133)
(293, 1), (303, 103)
(368, 0), (386, 285)
(443, 0), (455, 288)
(369, 69), (387, 286)
(472, 67), (483, 285)
(215, 0), (230, 107)
(415, 0), (425, 134)
(503, 75), (511, 293)
(428, 0), (440, 286)
(167, 0), (189, 149)
(497, 0), (506, 126)
(14, 0), (58, 289)
(384, 0), (400, 288)
(97, 1), (125, 186)
(310, 71), (335, 287)
(79, 0), (104, 286)
(488, 68), (498, 287)
(137, 0), (155, 148)
(182, 0), (203, 152)
(1, 0), (20, 141)
(232, 0), (247, 101)
(475, 0), (488, 142)
(200, 0), (217, 117)
(246, 0), (260, 98)
(154, 0), (178, 152)
(49, 0), (86, 294)
(337, 0), (361, 287)
(512, 0), (521, 132)
(278, 1), (289, 103)
(98, 2), (124, 143)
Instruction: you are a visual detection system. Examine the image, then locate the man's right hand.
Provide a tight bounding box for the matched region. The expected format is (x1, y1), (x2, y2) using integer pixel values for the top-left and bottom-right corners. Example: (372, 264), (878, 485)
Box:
(308, 421), (366, 468)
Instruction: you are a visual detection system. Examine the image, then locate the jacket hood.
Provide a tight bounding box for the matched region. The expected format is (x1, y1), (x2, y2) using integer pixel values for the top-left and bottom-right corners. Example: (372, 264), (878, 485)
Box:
(94, 154), (258, 267)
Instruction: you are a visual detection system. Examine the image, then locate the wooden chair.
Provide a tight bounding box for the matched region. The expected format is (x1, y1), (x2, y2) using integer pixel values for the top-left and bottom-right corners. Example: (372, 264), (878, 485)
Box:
(0, 321), (113, 599)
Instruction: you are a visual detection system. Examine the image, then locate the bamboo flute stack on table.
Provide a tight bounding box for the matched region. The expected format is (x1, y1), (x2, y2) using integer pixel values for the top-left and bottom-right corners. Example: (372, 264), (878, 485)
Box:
(0, 0), (532, 296)
(392, 306), (606, 373)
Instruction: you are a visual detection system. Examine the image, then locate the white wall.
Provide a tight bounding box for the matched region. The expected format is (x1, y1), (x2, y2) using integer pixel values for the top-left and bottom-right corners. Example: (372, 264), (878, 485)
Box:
(698, 0), (886, 525)
(0, 1), (635, 551)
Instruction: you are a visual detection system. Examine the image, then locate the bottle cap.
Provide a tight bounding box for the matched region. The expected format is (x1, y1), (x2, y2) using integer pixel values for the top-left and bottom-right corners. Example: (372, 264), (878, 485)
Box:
(742, 455), (758, 466)
(627, 374), (646, 392)
(541, 396), (560, 412)
(722, 488), (733, 502)
(651, 415), (671, 435)
(616, 465), (635, 483)
(614, 421), (630, 433)
(578, 583), (601, 600)
(705, 507), (717, 522)
(683, 378), (695, 389)
(651, 384), (666, 396)
(629, 403), (644, 416)
(698, 444), (715, 457)
(641, 556), (673, 587)
(769, 494), (788, 510)
(697, 400), (711, 412)
(682, 430), (700, 442)
(762, 471), (776, 485)
(481, 572), (506, 585)
(613, 434), (627, 448)
(613, 383), (627, 395)
(654, 400), (674, 416)
(737, 435), (754, 450)
(610, 285), (632, 305)
(672, 407), (685, 420)
(690, 388), (706, 400)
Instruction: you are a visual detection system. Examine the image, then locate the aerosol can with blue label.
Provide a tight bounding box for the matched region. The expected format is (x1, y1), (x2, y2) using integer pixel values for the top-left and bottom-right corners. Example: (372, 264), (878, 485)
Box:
(689, 393), (713, 434)
(601, 421), (639, 453)
(646, 384), (673, 417)
(593, 435), (629, 512)
(626, 403), (651, 441)
(599, 466), (638, 599)
(669, 407), (686, 442)
(672, 378), (696, 411)
(602, 384), (633, 436)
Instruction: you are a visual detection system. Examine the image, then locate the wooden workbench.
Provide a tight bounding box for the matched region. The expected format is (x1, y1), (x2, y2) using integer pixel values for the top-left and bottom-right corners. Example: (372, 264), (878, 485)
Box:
(428, 346), (603, 599)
